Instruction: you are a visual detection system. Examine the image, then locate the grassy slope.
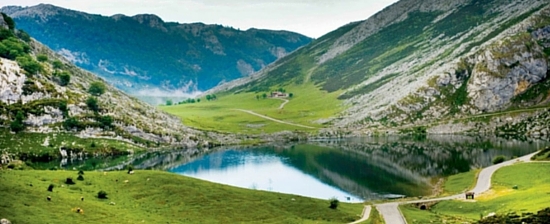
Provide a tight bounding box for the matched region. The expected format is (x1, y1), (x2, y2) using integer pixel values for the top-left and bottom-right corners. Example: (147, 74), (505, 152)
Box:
(0, 170), (364, 224)
(363, 207), (385, 224)
(401, 162), (550, 223)
(442, 169), (479, 195)
(160, 83), (344, 134)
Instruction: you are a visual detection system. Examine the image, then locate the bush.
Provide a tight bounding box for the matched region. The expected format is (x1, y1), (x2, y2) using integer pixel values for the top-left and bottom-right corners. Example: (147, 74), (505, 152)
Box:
(52, 60), (63, 69)
(9, 110), (26, 133)
(97, 190), (108, 199)
(47, 184), (54, 192)
(88, 82), (106, 96)
(86, 97), (99, 112)
(63, 116), (82, 131)
(16, 55), (42, 75)
(65, 177), (75, 185)
(329, 197), (339, 209)
(77, 175), (84, 181)
(492, 155), (506, 164)
(56, 71), (71, 86)
(37, 54), (48, 62)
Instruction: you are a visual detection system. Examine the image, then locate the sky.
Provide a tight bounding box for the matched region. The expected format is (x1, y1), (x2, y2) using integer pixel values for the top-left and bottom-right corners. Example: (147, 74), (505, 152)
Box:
(0, 0), (398, 38)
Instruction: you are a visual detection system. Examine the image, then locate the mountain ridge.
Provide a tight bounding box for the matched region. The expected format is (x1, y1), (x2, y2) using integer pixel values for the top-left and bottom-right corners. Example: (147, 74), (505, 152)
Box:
(1, 4), (313, 103)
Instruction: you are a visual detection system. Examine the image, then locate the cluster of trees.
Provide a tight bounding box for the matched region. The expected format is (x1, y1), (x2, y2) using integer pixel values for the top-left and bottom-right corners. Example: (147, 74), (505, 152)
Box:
(0, 13), (41, 76)
(205, 94), (217, 101)
(477, 207), (550, 223)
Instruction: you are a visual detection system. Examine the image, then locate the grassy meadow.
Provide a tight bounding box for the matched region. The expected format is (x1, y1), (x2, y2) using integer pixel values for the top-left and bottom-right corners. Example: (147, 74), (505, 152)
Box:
(401, 162), (550, 223)
(0, 169), (364, 224)
(160, 83), (344, 134)
(442, 169), (479, 195)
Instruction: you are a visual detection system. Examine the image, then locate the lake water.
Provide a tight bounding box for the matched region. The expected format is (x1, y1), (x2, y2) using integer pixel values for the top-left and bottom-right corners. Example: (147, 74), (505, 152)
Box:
(165, 135), (549, 202)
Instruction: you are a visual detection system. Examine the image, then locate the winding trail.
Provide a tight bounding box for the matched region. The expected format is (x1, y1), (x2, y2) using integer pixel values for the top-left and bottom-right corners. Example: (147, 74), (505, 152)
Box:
(233, 97), (316, 129)
(352, 151), (540, 224)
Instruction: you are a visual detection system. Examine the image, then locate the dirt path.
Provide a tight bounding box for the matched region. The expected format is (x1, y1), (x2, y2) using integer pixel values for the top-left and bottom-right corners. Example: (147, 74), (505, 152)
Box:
(348, 205), (372, 224)
(372, 151), (540, 224)
(277, 98), (290, 110)
(233, 109), (316, 129)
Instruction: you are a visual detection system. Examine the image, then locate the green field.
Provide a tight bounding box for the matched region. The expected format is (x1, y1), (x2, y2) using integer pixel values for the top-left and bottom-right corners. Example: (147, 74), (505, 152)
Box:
(363, 207), (385, 224)
(160, 83), (344, 134)
(401, 162), (550, 223)
(0, 169), (364, 223)
(442, 169), (479, 195)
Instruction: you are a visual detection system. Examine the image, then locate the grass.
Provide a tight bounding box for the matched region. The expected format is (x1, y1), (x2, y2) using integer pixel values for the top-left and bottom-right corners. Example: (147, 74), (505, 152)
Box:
(0, 129), (144, 161)
(442, 169), (479, 195)
(363, 207), (385, 224)
(0, 169), (364, 224)
(160, 83), (344, 134)
(400, 162), (550, 223)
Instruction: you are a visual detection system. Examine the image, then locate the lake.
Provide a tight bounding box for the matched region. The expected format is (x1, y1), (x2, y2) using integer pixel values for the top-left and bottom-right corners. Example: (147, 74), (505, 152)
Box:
(163, 135), (549, 202)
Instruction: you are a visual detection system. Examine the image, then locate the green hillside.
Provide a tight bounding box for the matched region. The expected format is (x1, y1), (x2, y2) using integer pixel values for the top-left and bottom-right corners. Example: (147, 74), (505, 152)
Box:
(0, 169), (364, 223)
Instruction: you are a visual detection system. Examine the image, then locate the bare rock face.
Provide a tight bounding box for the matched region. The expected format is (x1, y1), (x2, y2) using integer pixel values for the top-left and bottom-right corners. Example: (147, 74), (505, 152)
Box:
(468, 34), (548, 113)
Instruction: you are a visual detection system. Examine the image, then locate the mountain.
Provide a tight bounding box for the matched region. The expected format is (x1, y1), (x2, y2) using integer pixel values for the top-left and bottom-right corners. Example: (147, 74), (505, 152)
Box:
(0, 13), (218, 161)
(206, 0), (550, 138)
(0, 4), (312, 101)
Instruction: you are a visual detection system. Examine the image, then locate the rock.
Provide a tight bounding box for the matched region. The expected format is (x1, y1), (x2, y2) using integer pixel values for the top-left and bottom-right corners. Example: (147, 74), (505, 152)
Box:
(0, 218), (11, 224)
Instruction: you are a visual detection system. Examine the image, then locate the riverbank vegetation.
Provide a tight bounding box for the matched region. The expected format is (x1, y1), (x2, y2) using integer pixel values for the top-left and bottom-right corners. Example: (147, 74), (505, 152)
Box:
(401, 162), (550, 223)
(0, 169), (364, 223)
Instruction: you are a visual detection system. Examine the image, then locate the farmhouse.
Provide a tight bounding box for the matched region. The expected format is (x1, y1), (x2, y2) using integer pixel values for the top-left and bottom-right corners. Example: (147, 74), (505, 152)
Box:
(271, 91), (288, 98)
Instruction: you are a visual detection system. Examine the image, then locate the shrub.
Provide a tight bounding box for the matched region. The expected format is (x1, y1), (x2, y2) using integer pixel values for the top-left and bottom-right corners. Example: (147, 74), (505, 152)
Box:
(86, 97), (99, 112)
(77, 175), (84, 181)
(16, 55), (42, 75)
(9, 110), (25, 133)
(52, 60), (63, 69)
(57, 71), (71, 86)
(492, 155), (506, 164)
(329, 197), (339, 209)
(97, 190), (108, 199)
(65, 177), (75, 185)
(63, 116), (82, 131)
(47, 184), (54, 192)
(37, 54), (48, 62)
(88, 82), (106, 96)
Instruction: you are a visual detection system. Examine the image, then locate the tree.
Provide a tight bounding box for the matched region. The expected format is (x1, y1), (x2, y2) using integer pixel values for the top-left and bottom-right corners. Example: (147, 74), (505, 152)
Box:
(86, 97), (99, 112)
(197, 98), (201, 103)
(206, 95), (212, 101)
(262, 93), (267, 99)
(16, 29), (31, 42)
(211, 94), (217, 100)
(329, 197), (339, 209)
(9, 110), (25, 133)
(99, 115), (113, 129)
(256, 95), (260, 100)
(88, 82), (106, 96)
(166, 99), (173, 106)
(289, 93), (294, 98)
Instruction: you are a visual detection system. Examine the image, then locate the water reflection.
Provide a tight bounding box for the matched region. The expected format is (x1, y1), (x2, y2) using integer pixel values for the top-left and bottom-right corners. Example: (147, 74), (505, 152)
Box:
(166, 135), (548, 201)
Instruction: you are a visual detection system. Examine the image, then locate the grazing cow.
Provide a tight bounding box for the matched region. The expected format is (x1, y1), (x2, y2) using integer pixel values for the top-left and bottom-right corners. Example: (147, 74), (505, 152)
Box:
(81, 196), (84, 201)
(47, 196), (51, 201)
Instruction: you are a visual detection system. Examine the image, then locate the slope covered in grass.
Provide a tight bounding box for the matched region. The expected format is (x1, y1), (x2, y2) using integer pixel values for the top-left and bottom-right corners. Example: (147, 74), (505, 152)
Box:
(401, 162), (550, 223)
(0, 169), (364, 223)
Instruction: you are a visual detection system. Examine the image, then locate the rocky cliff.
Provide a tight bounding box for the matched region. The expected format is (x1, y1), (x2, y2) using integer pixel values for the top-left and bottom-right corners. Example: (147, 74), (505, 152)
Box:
(0, 17), (213, 150)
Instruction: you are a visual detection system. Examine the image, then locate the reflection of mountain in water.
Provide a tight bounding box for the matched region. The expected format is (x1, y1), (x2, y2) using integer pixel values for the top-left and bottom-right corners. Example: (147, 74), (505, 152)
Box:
(169, 150), (282, 174)
(108, 135), (547, 201)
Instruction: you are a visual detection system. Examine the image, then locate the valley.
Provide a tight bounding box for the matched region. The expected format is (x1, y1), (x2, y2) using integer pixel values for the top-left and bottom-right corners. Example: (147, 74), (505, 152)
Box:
(1, 0), (550, 223)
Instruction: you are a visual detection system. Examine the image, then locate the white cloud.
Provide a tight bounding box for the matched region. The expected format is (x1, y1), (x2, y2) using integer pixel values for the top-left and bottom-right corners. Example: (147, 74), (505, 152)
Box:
(0, 0), (398, 38)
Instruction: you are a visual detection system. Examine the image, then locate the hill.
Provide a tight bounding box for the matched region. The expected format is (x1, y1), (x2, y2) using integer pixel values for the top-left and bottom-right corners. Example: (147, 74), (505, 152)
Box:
(0, 13), (216, 163)
(178, 0), (550, 138)
(0, 169), (363, 223)
(1, 4), (312, 103)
